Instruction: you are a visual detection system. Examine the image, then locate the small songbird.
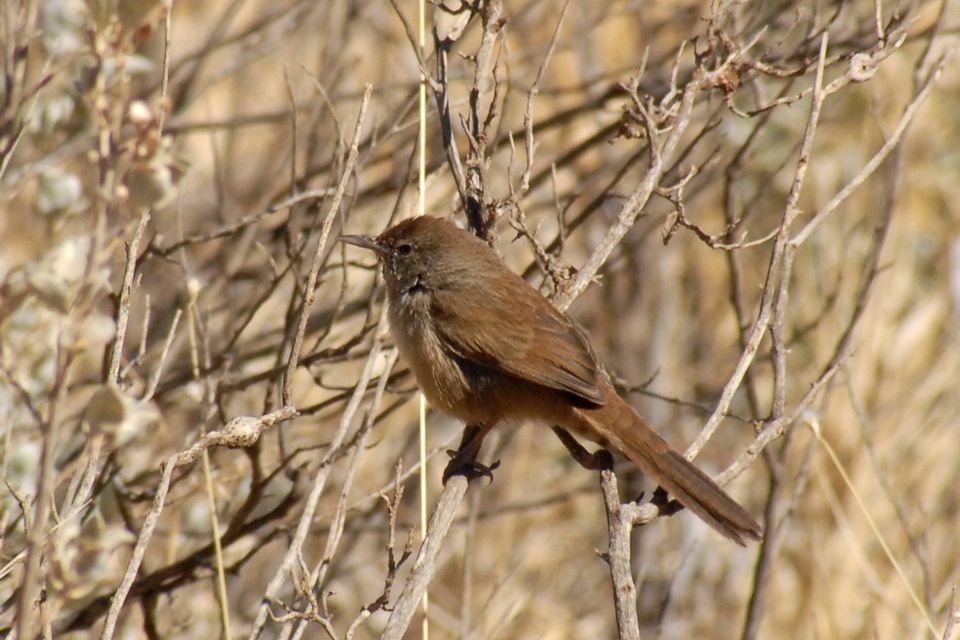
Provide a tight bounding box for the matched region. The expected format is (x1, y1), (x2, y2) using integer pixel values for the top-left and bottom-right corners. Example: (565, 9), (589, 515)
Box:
(342, 216), (761, 545)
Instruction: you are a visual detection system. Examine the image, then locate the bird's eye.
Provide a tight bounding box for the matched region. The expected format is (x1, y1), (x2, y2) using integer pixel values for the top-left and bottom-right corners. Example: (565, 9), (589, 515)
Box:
(396, 243), (413, 256)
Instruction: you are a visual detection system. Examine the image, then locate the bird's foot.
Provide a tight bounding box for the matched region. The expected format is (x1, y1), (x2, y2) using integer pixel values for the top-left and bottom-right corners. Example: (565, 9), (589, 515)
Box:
(649, 486), (682, 516)
(442, 450), (501, 485)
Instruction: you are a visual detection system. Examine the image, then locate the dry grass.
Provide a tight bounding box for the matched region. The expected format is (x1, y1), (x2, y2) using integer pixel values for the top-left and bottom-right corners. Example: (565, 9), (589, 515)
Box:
(1, 0), (959, 638)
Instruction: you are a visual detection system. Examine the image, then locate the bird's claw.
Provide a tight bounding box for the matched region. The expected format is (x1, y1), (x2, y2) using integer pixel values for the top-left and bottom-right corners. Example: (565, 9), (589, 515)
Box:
(442, 456), (501, 485)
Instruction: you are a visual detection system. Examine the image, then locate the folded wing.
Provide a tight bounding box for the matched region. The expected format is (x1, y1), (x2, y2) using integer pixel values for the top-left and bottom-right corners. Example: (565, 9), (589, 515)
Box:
(431, 274), (605, 407)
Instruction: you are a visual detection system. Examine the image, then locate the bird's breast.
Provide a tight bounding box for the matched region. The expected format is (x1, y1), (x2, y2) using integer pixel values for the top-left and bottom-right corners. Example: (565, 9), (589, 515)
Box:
(387, 298), (479, 421)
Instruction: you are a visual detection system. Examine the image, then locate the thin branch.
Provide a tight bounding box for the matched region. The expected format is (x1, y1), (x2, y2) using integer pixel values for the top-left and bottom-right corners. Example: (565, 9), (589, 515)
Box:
(249, 314), (389, 638)
(98, 406), (297, 640)
(791, 48), (954, 247)
(281, 85), (372, 407)
(379, 476), (470, 640)
(597, 453), (643, 640)
(687, 33), (830, 459)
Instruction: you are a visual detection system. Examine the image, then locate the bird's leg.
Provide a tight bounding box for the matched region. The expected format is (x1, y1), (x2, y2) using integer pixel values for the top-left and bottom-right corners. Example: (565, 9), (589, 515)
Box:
(552, 428), (652, 504)
(552, 428), (664, 505)
(551, 426), (606, 470)
(443, 422), (500, 484)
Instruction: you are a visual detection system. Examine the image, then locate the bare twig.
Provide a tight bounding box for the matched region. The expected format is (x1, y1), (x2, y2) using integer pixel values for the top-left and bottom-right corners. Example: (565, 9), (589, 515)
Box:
(943, 587), (959, 640)
(517, 0), (571, 196)
(285, 349), (399, 638)
(108, 211), (151, 383)
(379, 476), (470, 640)
(553, 44), (750, 310)
(99, 406), (297, 640)
(687, 34), (831, 459)
(249, 315), (389, 637)
(597, 453), (643, 640)
(791, 48), (953, 246)
(282, 84), (372, 407)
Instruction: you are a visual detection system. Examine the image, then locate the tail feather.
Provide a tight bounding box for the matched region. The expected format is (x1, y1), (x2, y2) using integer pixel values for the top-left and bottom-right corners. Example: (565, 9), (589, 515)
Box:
(573, 390), (762, 545)
(631, 442), (762, 546)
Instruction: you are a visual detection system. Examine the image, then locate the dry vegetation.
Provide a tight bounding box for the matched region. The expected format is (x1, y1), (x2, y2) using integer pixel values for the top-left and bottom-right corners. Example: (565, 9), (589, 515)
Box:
(2, 0), (960, 638)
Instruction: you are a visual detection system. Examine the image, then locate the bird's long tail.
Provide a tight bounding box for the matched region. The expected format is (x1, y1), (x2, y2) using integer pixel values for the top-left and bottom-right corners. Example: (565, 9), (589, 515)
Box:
(572, 388), (762, 546)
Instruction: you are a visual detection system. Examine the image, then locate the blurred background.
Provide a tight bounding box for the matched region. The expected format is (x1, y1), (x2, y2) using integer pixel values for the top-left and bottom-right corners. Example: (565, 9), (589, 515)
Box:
(1, 0), (959, 638)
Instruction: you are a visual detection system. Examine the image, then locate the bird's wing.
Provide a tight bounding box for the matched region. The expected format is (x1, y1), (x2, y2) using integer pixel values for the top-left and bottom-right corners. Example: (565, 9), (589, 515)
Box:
(431, 274), (605, 407)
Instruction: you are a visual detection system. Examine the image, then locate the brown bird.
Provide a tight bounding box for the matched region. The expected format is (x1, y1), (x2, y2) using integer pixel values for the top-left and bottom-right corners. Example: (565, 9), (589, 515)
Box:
(342, 216), (761, 545)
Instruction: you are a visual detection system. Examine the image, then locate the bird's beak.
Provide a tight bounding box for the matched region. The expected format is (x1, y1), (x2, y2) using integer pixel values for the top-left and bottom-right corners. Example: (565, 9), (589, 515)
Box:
(340, 234), (386, 255)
